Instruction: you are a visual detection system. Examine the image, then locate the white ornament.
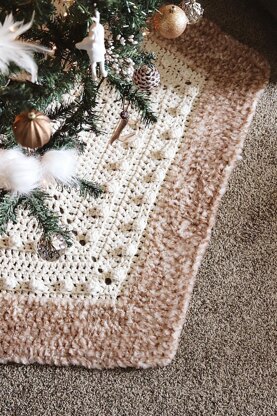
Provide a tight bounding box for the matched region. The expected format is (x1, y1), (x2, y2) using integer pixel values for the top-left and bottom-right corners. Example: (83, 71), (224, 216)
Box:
(0, 148), (78, 194)
(41, 148), (78, 186)
(0, 14), (51, 83)
(0, 148), (42, 194)
(75, 11), (107, 81)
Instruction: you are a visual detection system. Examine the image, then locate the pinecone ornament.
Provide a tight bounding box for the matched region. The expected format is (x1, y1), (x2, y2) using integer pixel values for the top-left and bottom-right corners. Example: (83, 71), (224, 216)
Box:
(37, 236), (65, 261)
(180, 1), (204, 24)
(133, 65), (160, 91)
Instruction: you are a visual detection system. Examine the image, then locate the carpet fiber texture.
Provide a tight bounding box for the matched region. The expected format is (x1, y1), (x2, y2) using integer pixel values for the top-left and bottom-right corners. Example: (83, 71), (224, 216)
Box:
(0, 0), (276, 414)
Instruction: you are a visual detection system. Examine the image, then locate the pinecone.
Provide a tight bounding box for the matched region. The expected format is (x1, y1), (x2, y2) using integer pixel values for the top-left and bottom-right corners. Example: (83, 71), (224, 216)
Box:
(180, 1), (204, 24)
(133, 65), (160, 91)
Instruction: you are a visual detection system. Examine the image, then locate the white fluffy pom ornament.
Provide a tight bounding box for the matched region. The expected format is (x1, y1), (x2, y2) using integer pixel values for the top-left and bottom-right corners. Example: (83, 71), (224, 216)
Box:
(0, 148), (79, 194)
(41, 148), (78, 185)
(0, 148), (42, 194)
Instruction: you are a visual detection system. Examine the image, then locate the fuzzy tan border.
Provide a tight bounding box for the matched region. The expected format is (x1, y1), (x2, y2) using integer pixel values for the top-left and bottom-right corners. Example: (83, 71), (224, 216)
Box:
(0, 20), (270, 369)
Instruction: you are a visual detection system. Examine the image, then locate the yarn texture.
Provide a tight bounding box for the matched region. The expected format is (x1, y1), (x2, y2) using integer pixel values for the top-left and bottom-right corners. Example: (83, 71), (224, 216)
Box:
(0, 20), (269, 369)
(0, 39), (203, 299)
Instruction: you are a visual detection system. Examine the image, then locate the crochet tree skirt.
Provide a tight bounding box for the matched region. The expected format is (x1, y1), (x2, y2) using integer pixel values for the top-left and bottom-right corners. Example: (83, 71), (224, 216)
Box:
(0, 20), (269, 369)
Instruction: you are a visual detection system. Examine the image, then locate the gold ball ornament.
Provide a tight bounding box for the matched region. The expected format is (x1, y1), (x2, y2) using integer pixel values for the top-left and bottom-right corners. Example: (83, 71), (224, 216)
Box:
(13, 110), (52, 149)
(153, 5), (189, 39)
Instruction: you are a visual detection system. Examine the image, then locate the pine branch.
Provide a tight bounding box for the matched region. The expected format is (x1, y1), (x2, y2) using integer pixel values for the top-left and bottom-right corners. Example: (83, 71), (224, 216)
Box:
(78, 179), (105, 199)
(108, 74), (157, 124)
(22, 190), (72, 246)
(0, 183), (103, 244)
(0, 191), (23, 235)
(0, 0), (166, 251)
(57, 178), (105, 199)
(0, 0), (161, 147)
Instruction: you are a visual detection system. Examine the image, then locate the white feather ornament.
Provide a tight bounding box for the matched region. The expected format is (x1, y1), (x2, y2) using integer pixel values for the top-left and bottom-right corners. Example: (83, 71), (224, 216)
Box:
(0, 148), (42, 194)
(41, 149), (78, 185)
(0, 14), (51, 82)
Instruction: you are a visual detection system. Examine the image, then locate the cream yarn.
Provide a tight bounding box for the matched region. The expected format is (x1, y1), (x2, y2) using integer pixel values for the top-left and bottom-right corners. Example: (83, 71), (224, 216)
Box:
(0, 39), (204, 300)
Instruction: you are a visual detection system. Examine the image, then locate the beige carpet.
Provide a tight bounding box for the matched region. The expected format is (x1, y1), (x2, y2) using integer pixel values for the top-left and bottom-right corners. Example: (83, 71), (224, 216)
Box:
(0, 0), (276, 414)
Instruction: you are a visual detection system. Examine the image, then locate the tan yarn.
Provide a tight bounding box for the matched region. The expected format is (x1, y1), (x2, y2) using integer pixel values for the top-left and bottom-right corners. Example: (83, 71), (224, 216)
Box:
(0, 20), (269, 369)
(0, 38), (203, 300)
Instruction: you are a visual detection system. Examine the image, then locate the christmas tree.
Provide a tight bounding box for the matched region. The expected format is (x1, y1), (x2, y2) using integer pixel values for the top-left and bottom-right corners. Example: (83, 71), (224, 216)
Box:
(0, 0), (164, 258)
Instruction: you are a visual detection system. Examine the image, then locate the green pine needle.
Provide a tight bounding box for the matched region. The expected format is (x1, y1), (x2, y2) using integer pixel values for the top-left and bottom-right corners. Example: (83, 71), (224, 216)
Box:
(22, 190), (73, 247)
(0, 0), (162, 146)
(0, 191), (23, 235)
(0, 0), (167, 245)
(78, 179), (105, 199)
(108, 74), (158, 124)
(58, 179), (105, 199)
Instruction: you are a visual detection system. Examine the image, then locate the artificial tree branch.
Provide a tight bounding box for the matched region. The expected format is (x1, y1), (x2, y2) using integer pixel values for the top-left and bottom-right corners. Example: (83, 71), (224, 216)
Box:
(22, 190), (73, 246)
(0, 191), (23, 235)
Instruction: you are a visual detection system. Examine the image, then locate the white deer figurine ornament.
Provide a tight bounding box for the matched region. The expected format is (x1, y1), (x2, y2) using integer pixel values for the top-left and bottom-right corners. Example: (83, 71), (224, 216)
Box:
(75, 11), (107, 81)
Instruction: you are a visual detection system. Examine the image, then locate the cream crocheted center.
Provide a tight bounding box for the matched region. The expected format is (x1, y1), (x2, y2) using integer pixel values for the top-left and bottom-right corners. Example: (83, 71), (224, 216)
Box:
(0, 39), (204, 300)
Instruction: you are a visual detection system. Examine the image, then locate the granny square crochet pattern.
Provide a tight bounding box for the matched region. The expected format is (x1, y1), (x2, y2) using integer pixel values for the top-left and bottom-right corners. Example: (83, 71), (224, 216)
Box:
(0, 20), (269, 369)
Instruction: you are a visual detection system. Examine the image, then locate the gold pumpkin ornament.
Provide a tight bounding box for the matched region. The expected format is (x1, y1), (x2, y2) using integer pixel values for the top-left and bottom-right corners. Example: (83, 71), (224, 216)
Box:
(13, 110), (52, 149)
(153, 4), (189, 39)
